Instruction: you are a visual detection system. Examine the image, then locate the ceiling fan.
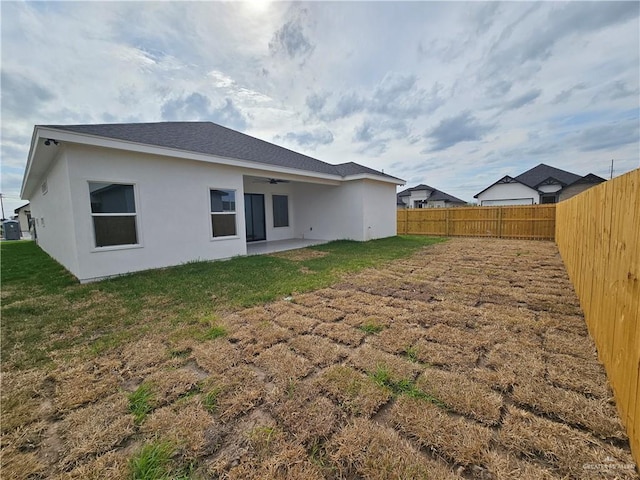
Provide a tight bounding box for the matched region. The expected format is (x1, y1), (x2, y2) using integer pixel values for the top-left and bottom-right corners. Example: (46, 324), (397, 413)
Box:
(253, 178), (290, 184)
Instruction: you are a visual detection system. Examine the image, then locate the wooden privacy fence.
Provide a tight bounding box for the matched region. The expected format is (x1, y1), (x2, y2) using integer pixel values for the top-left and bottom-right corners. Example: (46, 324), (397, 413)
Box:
(556, 168), (640, 467)
(397, 204), (556, 240)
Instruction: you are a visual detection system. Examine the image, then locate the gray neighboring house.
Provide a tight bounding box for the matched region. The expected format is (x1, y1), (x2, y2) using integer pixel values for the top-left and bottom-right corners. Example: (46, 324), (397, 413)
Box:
(474, 163), (606, 206)
(397, 184), (467, 208)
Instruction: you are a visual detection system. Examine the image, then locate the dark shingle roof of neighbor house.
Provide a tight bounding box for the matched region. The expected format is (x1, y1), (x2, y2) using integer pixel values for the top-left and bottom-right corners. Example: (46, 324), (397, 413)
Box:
(42, 122), (402, 182)
(397, 184), (435, 196)
(566, 173), (607, 186)
(427, 190), (466, 203)
(514, 163), (582, 188)
(474, 163), (594, 198)
(397, 184), (466, 204)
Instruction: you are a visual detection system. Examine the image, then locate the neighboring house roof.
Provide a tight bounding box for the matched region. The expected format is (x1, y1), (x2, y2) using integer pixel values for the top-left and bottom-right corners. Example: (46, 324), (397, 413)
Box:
(40, 122), (402, 182)
(514, 163), (581, 189)
(397, 184), (466, 204)
(474, 164), (592, 198)
(427, 190), (466, 204)
(397, 184), (435, 197)
(14, 202), (30, 214)
(565, 173), (607, 186)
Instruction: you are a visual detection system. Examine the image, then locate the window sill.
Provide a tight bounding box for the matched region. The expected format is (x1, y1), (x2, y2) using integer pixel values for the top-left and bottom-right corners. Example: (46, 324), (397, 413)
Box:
(210, 235), (241, 242)
(91, 244), (143, 253)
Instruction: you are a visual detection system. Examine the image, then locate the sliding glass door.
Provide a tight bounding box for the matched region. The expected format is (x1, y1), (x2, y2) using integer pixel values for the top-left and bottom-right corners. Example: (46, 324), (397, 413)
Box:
(244, 193), (266, 242)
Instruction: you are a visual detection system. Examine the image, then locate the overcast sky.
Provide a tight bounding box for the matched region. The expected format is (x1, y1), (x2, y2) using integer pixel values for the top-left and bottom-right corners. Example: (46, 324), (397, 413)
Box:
(1, 1), (639, 214)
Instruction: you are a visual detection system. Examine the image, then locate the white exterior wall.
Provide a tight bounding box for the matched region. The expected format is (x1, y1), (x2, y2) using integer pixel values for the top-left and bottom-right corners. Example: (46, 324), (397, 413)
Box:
(407, 190), (430, 207)
(292, 179), (397, 241)
(362, 180), (397, 239)
(29, 150), (81, 275)
(65, 145), (247, 282)
(16, 207), (31, 234)
(477, 183), (539, 206)
(426, 200), (447, 208)
(242, 178), (295, 242)
(292, 181), (365, 240)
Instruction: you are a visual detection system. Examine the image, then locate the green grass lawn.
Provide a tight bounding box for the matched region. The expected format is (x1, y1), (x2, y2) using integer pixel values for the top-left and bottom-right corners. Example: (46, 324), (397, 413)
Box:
(1, 236), (444, 370)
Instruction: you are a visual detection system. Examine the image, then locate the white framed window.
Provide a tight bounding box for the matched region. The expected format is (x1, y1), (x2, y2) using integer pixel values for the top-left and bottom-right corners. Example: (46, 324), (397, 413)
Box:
(272, 195), (289, 228)
(210, 189), (237, 238)
(89, 182), (138, 247)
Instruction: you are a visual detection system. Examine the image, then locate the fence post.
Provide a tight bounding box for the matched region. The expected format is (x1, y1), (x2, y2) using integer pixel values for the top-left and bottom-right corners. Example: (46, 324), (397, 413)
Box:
(404, 208), (409, 235)
(445, 209), (450, 236)
(497, 207), (503, 238)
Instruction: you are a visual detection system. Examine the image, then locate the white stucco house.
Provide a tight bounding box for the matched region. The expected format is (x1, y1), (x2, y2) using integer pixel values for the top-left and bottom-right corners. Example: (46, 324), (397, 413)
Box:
(397, 184), (466, 208)
(21, 122), (404, 283)
(474, 163), (605, 206)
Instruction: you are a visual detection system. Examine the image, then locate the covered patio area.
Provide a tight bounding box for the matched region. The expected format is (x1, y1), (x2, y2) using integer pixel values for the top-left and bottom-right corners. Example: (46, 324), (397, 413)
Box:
(246, 238), (329, 256)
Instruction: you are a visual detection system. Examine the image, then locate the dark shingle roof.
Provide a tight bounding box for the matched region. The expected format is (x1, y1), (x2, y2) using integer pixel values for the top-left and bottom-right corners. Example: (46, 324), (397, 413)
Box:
(515, 163), (582, 188)
(566, 173), (606, 186)
(397, 184), (466, 204)
(427, 190), (466, 204)
(43, 122), (400, 181)
(397, 184), (436, 197)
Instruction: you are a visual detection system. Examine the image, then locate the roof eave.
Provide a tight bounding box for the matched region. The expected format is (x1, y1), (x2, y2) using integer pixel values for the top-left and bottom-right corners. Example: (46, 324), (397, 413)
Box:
(343, 173), (405, 185)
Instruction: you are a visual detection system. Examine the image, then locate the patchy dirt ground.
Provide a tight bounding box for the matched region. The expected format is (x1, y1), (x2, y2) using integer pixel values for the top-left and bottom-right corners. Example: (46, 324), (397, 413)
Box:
(2, 238), (637, 479)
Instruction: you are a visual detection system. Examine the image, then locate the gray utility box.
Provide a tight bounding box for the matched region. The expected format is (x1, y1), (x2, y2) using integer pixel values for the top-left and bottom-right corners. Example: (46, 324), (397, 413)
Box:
(3, 220), (21, 240)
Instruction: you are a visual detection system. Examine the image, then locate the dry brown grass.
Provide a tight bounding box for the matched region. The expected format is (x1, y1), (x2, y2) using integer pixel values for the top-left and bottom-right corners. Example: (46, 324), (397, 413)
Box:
(545, 352), (610, 399)
(499, 406), (636, 478)
(190, 340), (241, 375)
(272, 311), (319, 334)
(253, 343), (314, 385)
(314, 364), (391, 417)
(391, 396), (493, 466)
(484, 450), (561, 479)
(51, 359), (122, 411)
(287, 334), (349, 367)
(0, 369), (53, 433)
(347, 345), (421, 382)
(141, 396), (214, 453)
(56, 450), (129, 480)
(204, 365), (267, 422)
(416, 368), (503, 425)
(328, 418), (463, 480)
(511, 379), (627, 439)
(0, 445), (47, 480)
(301, 305), (344, 322)
(57, 394), (134, 469)
(413, 338), (478, 368)
(208, 418), (325, 480)
(116, 335), (170, 376)
(543, 328), (598, 359)
(312, 321), (365, 346)
(142, 367), (203, 408)
(290, 292), (326, 307)
(228, 320), (292, 357)
(269, 382), (339, 445)
(366, 324), (424, 354)
(486, 339), (546, 379)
